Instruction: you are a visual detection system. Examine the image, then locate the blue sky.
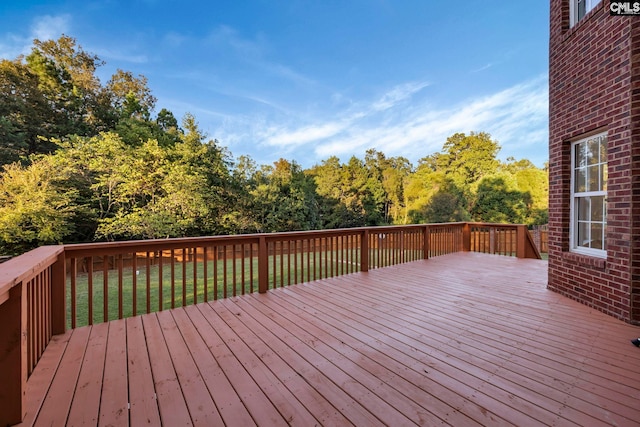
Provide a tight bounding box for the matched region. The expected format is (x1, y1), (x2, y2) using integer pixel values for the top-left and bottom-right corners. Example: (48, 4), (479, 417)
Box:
(0, 1), (550, 169)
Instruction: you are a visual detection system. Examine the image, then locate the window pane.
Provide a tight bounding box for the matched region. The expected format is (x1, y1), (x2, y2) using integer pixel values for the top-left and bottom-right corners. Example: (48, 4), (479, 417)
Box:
(599, 135), (607, 162)
(587, 165), (600, 191)
(578, 197), (590, 221)
(575, 142), (586, 167)
(571, 131), (607, 255)
(575, 168), (586, 192)
(587, 138), (599, 164)
(577, 221), (589, 248)
(591, 195), (604, 221)
(590, 224), (603, 249)
(587, 0), (602, 13)
(578, 0), (586, 20)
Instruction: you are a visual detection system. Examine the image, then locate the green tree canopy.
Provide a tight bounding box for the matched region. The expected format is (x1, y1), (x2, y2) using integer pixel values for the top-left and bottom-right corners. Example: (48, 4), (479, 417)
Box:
(470, 174), (531, 224)
(437, 131), (500, 189)
(0, 34), (551, 255)
(0, 156), (78, 254)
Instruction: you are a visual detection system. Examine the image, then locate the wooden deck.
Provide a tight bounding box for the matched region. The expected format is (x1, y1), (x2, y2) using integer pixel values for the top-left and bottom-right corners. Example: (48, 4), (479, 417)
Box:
(19, 253), (640, 426)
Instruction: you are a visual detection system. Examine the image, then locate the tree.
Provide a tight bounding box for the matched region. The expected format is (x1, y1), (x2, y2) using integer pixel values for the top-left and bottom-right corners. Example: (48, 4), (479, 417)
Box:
(423, 190), (469, 223)
(380, 155), (412, 223)
(0, 59), (54, 161)
(437, 131), (500, 190)
(171, 113), (233, 234)
(107, 69), (156, 120)
(0, 157), (78, 253)
(224, 155), (261, 233)
(500, 157), (549, 225)
(26, 35), (111, 136)
(248, 159), (320, 232)
(470, 174), (531, 224)
(308, 156), (366, 228)
(405, 165), (448, 223)
(309, 156), (344, 200)
(40, 130), (229, 242)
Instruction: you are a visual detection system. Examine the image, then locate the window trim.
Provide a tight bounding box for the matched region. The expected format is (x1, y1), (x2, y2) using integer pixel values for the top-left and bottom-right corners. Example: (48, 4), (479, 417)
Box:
(569, 131), (607, 258)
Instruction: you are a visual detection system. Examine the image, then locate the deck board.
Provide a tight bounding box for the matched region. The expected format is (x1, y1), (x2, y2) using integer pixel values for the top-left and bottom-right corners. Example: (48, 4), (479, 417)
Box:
(281, 275), (547, 426)
(21, 332), (71, 426)
(256, 290), (483, 426)
(66, 322), (108, 426)
(33, 326), (90, 427)
(214, 298), (341, 426)
(99, 319), (129, 427)
(170, 307), (256, 427)
(21, 253), (640, 426)
(188, 303), (288, 426)
(141, 313), (193, 426)
(226, 295), (414, 427)
(312, 281), (597, 425)
(125, 316), (161, 427)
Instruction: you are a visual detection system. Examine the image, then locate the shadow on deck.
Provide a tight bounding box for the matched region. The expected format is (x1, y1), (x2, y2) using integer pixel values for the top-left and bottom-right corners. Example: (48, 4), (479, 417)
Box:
(20, 253), (640, 426)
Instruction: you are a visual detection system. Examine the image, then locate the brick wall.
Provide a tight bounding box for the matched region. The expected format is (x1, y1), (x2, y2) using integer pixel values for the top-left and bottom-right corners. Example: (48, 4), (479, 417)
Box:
(548, 0), (640, 324)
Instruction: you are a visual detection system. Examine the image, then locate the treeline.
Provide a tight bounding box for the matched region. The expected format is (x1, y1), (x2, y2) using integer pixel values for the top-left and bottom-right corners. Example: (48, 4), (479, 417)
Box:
(0, 36), (548, 255)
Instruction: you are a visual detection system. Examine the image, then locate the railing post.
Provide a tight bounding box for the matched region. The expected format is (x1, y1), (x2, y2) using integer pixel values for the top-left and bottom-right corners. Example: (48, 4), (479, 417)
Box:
(423, 225), (430, 260)
(516, 225), (527, 258)
(462, 223), (471, 252)
(361, 230), (369, 272)
(0, 281), (27, 425)
(258, 236), (269, 293)
(51, 251), (66, 335)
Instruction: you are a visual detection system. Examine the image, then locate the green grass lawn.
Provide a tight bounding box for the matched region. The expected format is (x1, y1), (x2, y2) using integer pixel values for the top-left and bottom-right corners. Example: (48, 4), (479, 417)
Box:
(67, 250), (369, 328)
(65, 247), (433, 328)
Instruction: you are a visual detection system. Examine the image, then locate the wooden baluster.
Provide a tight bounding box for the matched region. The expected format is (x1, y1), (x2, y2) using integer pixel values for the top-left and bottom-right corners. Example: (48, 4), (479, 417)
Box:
(258, 237), (268, 294)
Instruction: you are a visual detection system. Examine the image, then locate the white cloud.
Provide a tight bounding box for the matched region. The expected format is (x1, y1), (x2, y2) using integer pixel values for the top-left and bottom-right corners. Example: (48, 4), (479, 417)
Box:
(218, 75), (549, 167)
(30, 15), (71, 41)
(371, 81), (430, 112)
(471, 63), (493, 73)
(0, 14), (71, 59)
(264, 122), (347, 147)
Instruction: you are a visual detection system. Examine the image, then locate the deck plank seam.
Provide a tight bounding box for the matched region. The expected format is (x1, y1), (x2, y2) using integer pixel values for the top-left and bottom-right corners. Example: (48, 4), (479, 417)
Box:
(267, 287), (518, 426)
(234, 294), (442, 426)
(260, 290), (488, 427)
(216, 297), (394, 426)
(216, 296), (396, 426)
(296, 268), (640, 424)
(278, 278), (583, 426)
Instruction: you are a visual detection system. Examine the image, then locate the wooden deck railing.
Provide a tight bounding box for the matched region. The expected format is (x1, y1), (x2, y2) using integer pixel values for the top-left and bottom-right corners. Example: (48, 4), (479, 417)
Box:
(0, 246), (66, 425)
(0, 222), (539, 426)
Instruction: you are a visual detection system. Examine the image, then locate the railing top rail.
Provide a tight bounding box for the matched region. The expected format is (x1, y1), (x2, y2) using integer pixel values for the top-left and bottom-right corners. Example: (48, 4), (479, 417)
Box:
(262, 224), (432, 241)
(426, 222), (468, 228)
(63, 234), (263, 257)
(468, 222), (522, 229)
(0, 245), (63, 305)
(62, 224), (437, 257)
(61, 222), (526, 257)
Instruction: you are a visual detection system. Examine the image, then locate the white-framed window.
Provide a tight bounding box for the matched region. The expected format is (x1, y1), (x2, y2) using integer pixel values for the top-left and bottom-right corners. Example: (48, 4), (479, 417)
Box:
(570, 132), (607, 257)
(570, 0), (602, 27)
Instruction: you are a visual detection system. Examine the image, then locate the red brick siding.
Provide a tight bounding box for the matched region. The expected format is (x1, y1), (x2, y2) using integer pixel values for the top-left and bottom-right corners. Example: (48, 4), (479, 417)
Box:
(549, 0), (640, 324)
(630, 20), (640, 325)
